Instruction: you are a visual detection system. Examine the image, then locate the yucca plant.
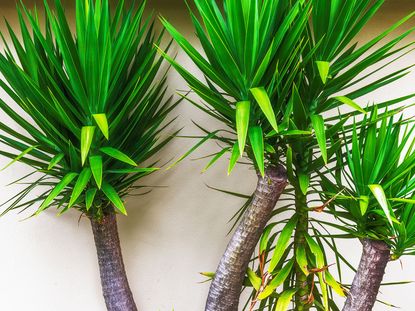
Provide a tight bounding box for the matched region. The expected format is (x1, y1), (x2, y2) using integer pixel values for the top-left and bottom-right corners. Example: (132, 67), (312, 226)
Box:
(320, 109), (415, 311)
(161, 0), (415, 310)
(0, 0), (177, 310)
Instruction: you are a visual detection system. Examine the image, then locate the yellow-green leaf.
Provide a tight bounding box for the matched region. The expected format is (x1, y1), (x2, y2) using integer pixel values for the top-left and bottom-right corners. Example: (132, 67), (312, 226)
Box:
(311, 115), (327, 164)
(93, 113), (109, 139)
(296, 244), (309, 276)
(2, 145), (39, 171)
(69, 167), (92, 207)
(81, 126), (96, 165)
(360, 195), (369, 216)
(258, 259), (294, 300)
(48, 153), (65, 170)
(269, 216), (298, 273)
(89, 155), (103, 189)
(247, 268), (262, 291)
(102, 181), (127, 215)
(298, 173), (310, 195)
(228, 143), (240, 175)
(100, 147), (136, 166)
(85, 188), (97, 211)
(236, 101), (250, 156)
(316, 61), (330, 84)
(335, 96), (366, 114)
(37, 172), (78, 214)
(249, 126), (265, 177)
(250, 87), (278, 133)
(369, 184), (394, 227)
(325, 271), (345, 297)
(275, 289), (297, 311)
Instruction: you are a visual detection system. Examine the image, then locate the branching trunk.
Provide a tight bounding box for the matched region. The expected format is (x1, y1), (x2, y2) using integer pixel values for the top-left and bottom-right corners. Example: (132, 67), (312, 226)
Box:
(342, 239), (390, 311)
(90, 213), (138, 311)
(205, 165), (288, 311)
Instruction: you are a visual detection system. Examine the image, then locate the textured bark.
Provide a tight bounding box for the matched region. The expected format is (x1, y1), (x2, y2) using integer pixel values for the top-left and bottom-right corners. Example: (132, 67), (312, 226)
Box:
(342, 239), (390, 311)
(205, 165), (288, 311)
(90, 213), (138, 311)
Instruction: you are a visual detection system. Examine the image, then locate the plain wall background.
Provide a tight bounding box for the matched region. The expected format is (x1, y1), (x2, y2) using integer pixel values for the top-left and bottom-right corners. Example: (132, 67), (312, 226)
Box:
(0, 0), (415, 310)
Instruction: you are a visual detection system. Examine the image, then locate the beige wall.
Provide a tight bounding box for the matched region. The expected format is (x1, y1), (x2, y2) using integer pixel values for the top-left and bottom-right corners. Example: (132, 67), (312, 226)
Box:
(0, 0), (415, 310)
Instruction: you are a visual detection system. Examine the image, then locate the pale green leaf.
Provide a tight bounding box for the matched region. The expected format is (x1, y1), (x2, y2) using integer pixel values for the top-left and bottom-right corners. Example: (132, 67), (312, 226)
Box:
(249, 126), (265, 177)
(316, 61), (330, 84)
(236, 101), (250, 156)
(269, 216), (298, 273)
(250, 87), (278, 133)
(81, 126), (95, 166)
(89, 155), (103, 189)
(335, 96), (366, 114)
(93, 113), (109, 140)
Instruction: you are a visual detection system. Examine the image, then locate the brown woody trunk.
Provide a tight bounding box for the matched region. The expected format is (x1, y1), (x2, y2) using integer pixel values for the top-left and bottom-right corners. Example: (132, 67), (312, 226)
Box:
(342, 239), (390, 311)
(90, 213), (138, 311)
(205, 165), (288, 311)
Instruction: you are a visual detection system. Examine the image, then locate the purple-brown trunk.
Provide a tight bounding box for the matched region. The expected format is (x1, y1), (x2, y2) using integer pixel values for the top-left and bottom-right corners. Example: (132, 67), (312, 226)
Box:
(205, 165), (288, 311)
(90, 213), (138, 311)
(342, 238), (390, 311)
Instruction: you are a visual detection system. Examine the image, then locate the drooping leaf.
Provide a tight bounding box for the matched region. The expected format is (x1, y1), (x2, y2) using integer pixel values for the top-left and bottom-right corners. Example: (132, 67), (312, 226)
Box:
(258, 259), (294, 300)
(247, 268), (262, 291)
(275, 289), (297, 311)
(269, 216), (298, 273)
(325, 271), (345, 297)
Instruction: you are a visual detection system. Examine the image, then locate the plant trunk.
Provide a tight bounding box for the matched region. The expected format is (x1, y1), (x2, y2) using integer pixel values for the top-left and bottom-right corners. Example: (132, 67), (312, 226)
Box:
(90, 212), (138, 311)
(294, 187), (310, 311)
(205, 165), (288, 311)
(342, 238), (390, 311)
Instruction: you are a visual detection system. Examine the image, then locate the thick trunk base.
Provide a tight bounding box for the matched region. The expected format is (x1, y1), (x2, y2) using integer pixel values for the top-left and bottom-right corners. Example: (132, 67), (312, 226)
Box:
(205, 165), (288, 311)
(342, 239), (390, 311)
(91, 213), (138, 311)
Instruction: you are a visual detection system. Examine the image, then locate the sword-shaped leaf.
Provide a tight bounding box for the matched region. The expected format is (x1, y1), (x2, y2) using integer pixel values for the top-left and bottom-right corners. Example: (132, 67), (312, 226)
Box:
(311, 115), (328, 164)
(81, 126), (95, 166)
(100, 147), (136, 166)
(93, 113), (109, 140)
(316, 61), (330, 84)
(249, 126), (265, 177)
(37, 172), (78, 214)
(250, 87), (279, 133)
(236, 101), (250, 156)
(69, 167), (92, 207)
(101, 181), (127, 215)
(89, 155), (103, 189)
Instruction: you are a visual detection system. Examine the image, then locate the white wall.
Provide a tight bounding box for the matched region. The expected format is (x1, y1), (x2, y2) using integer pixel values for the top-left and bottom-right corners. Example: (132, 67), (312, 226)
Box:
(0, 1), (415, 310)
